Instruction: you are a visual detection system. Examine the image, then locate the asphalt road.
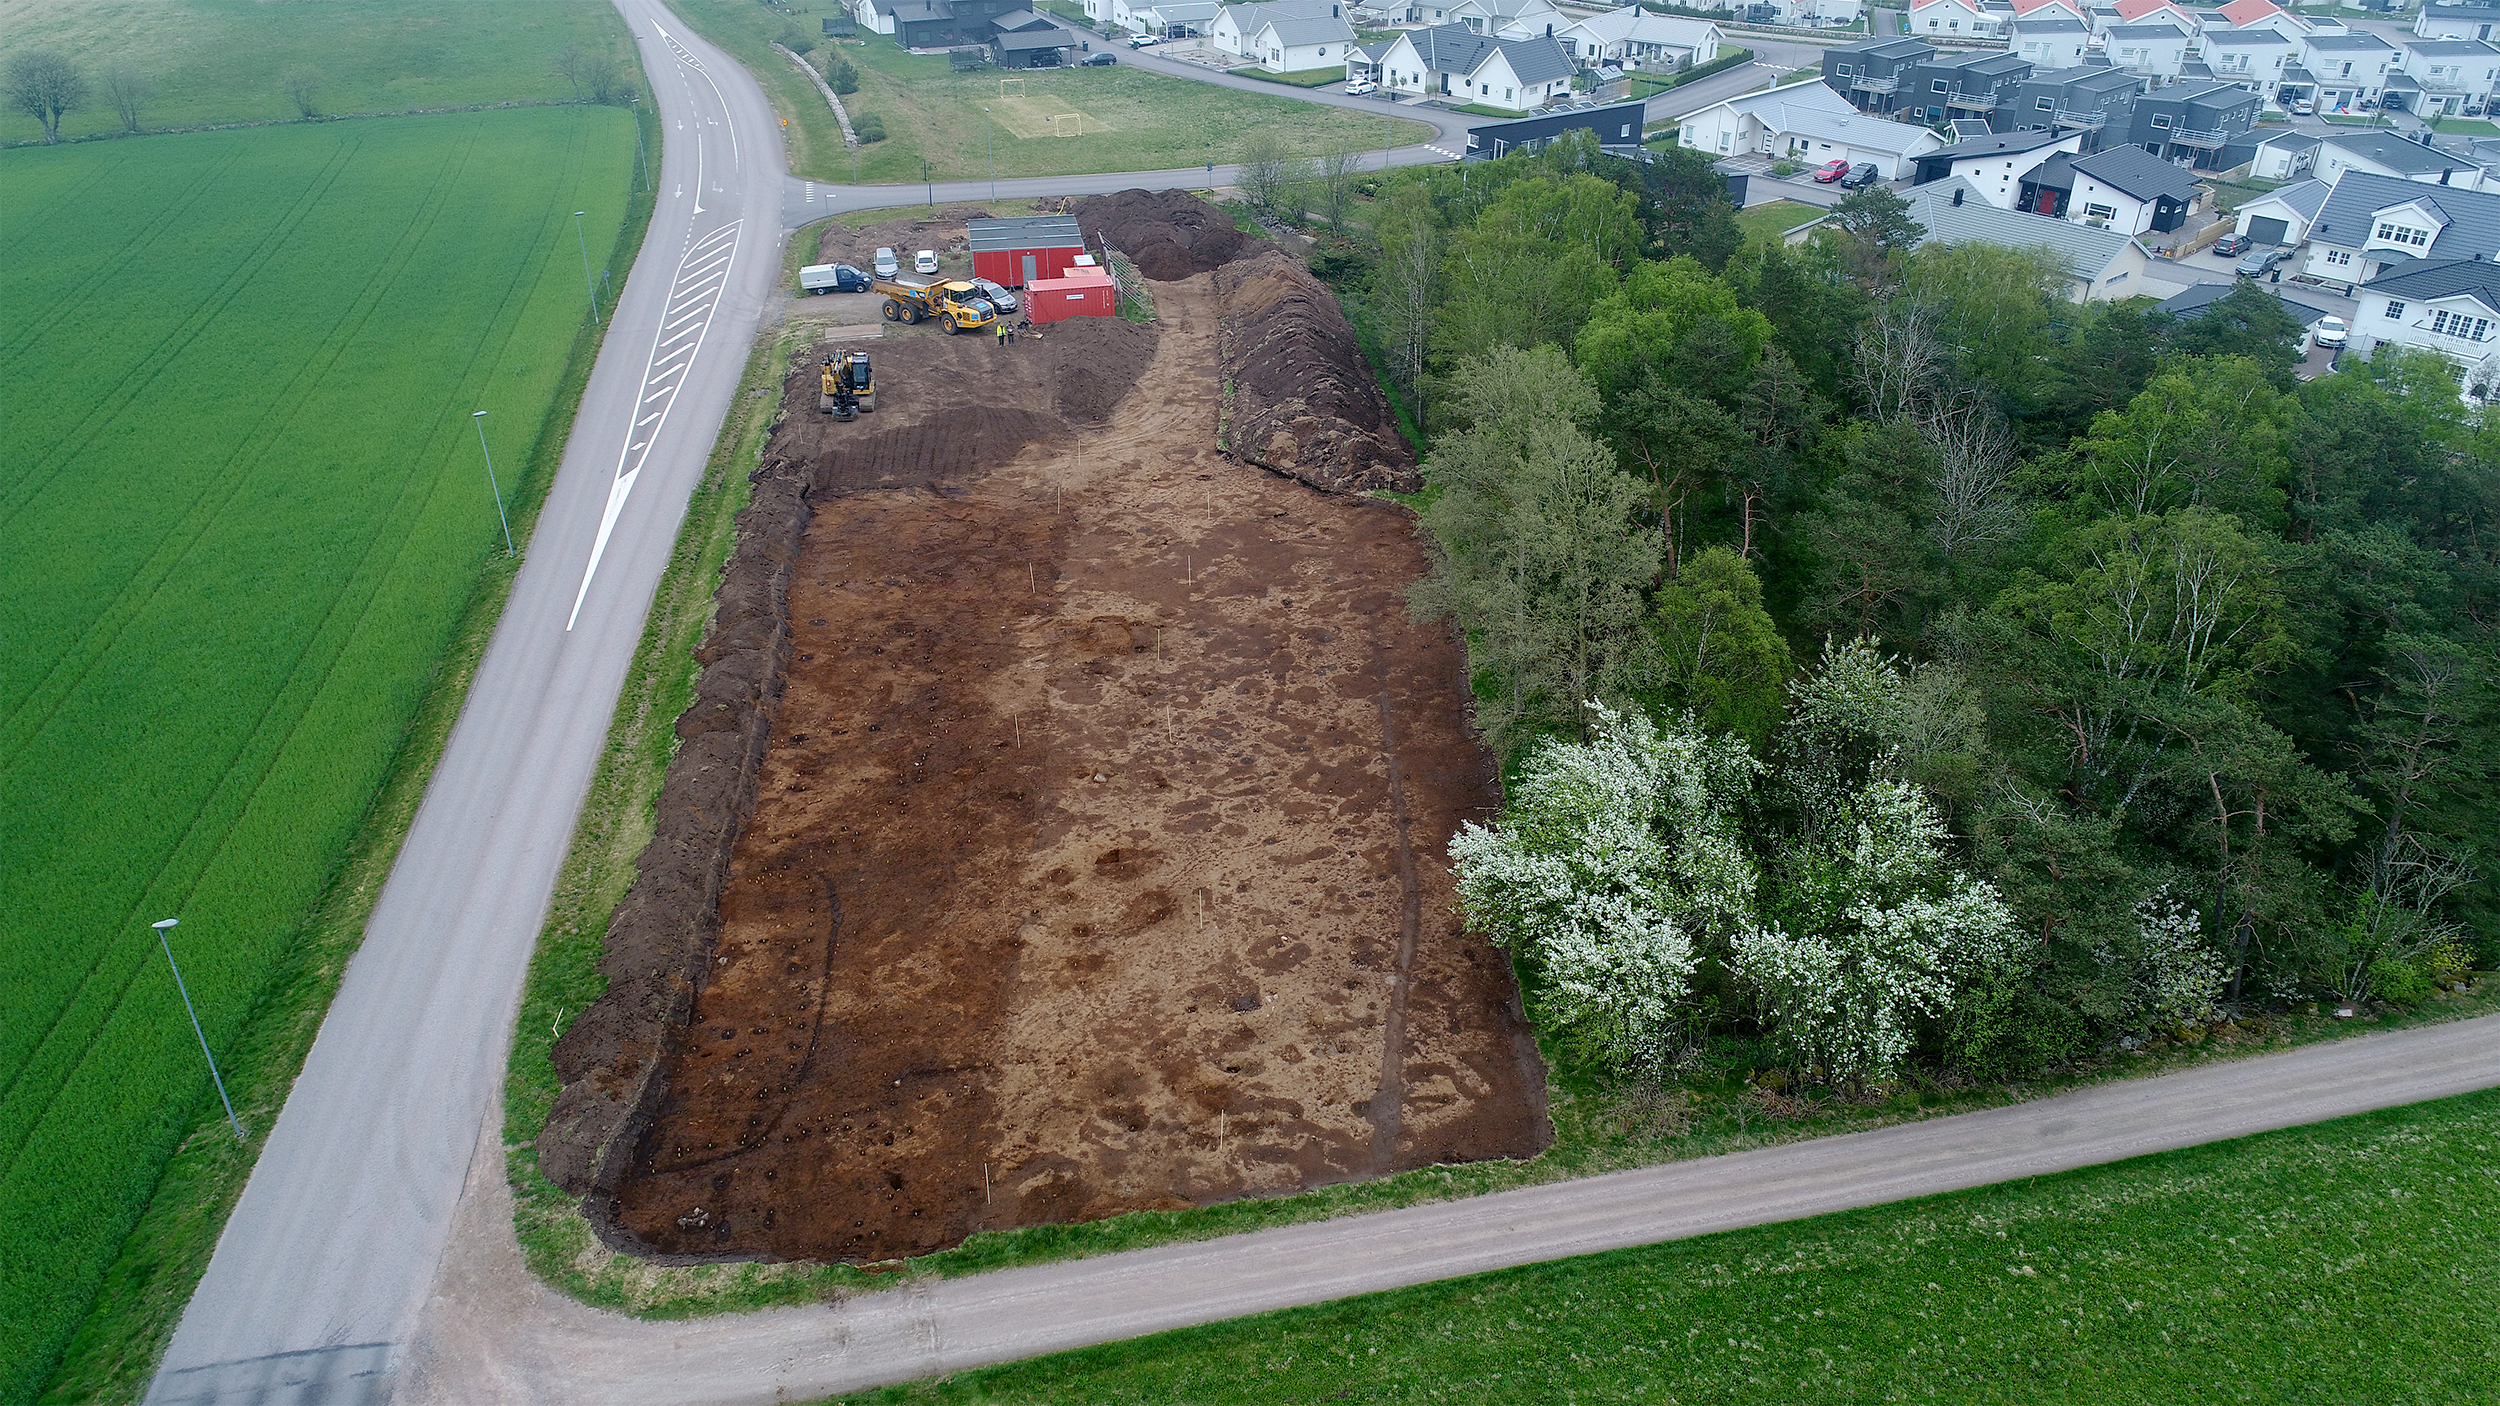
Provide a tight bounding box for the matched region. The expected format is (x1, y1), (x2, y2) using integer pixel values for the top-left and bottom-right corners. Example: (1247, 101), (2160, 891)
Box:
(403, 1013), (2500, 1404)
(141, 5), (786, 1403)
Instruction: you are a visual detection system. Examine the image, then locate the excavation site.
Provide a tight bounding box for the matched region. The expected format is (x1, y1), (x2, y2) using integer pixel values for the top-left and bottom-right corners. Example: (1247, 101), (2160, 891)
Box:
(540, 191), (1549, 1264)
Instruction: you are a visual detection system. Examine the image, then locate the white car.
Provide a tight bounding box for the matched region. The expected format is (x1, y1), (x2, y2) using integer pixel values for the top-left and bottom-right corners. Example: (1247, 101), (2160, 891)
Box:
(1128, 33), (1160, 46)
(913, 248), (939, 275)
(1345, 78), (1378, 96)
(2313, 314), (2349, 349)
(872, 246), (899, 278)
(969, 276), (1020, 314)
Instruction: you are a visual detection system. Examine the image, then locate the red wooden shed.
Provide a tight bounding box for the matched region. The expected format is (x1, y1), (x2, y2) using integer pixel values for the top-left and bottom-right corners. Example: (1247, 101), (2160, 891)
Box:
(1026, 267), (1115, 323)
(969, 215), (1089, 288)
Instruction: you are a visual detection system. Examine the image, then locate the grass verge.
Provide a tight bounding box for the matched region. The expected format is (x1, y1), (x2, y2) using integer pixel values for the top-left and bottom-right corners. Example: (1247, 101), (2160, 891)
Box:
(2431, 117), (2500, 135)
(1228, 66), (1352, 88)
(842, 1087), (2500, 1403)
(34, 97), (659, 1406)
(1735, 198), (1820, 247)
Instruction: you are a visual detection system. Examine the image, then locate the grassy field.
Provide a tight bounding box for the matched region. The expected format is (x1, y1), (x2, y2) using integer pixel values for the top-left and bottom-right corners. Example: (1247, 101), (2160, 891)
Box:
(0, 0), (636, 142)
(1228, 66), (1352, 87)
(842, 1088), (2500, 1403)
(0, 104), (637, 1402)
(1736, 197), (1820, 246)
(660, 0), (1428, 185)
(2431, 116), (2500, 135)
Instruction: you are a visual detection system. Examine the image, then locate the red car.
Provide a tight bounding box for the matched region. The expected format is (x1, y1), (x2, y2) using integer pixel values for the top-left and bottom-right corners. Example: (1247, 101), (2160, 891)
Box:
(1811, 158), (1852, 183)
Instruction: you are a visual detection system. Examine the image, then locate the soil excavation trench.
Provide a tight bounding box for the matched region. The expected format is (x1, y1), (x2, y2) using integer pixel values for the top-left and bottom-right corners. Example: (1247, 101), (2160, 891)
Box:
(561, 195), (1546, 1265)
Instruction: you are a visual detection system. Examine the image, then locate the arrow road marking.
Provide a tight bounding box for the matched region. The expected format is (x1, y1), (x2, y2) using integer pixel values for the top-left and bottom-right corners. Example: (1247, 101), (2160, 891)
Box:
(567, 218), (742, 631)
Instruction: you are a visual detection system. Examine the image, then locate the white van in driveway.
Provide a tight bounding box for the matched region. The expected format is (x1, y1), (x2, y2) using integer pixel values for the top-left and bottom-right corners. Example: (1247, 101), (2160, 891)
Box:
(873, 246), (899, 278)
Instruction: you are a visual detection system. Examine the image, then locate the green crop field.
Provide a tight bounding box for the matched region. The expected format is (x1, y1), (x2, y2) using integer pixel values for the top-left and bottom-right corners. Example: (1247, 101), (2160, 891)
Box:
(0, 105), (634, 1401)
(850, 1089), (2500, 1404)
(0, 0), (634, 142)
(659, 0), (1429, 186)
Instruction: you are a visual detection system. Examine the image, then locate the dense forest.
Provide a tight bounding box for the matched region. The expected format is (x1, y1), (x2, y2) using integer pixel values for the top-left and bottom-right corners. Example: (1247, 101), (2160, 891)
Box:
(1301, 135), (2496, 1084)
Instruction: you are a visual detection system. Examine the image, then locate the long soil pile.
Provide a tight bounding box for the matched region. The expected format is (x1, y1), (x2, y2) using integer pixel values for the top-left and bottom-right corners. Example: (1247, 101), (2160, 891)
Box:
(544, 202), (1541, 1268)
(1074, 188), (1244, 281)
(1216, 246), (1419, 495)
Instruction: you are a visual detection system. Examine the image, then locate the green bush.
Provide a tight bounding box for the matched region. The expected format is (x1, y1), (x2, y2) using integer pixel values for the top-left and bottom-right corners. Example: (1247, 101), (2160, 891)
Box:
(1947, 974), (2091, 1081)
(823, 51), (860, 94)
(775, 22), (817, 54)
(2370, 954), (2435, 1005)
(853, 110), (886, 142)
(1770, 158), (1799, 176)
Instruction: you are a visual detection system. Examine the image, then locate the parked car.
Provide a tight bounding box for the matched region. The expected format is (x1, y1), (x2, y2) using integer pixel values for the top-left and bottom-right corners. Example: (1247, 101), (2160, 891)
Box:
(873, 246), (899, 278)
(2236, 246), (2289, 277)
(1128, 32), (1160, 45)
(913, 249), (939, 275)
(800, 262), (872, 294)
(2212, 232), (2251, 258)
(2289, 99), (2314, 116)
(1082, 50), (1116, 64)
(969, 276), (1020, 314)
(1840, 162), (1881, 188)
(2313, 314), (2350, 348)
(1345, 77), (1378, 95)
(1811, 158), (1851, 183)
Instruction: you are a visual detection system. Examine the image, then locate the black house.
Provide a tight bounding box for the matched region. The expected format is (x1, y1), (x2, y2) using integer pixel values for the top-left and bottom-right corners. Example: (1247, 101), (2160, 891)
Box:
(990, 8), (1079, 67)
(1465, 100), (1648, 158)
(1822, 37), (1933, 117)
(1989, 65), (2140, 155)
(894, 0), (1036, 49)
(1898, 50), (2033, 125)
(2127, 78), (2259, 171)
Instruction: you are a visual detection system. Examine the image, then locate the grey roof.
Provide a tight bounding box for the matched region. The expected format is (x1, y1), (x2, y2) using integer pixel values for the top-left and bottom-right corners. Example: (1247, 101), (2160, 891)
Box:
(992, 7), (1057, 28)
(2204, 26), (2289, 44)
(2010, 15), (2090, 31)
(1899, 177), (2147, 280)
(1493, 33), (1573, 84)
(968, 215), (1086, 252)
(2311, 169), (2500, 258)
(1356, 37), (1396, 60)
(2029, 150), (2076, 187)
(1833, 35), (1936, 59)
(2155, 279), (2336, 324)
(994, 25), (1078, 48)
(2303, 32), (2396, 50)
(2259, 130), (2321, 151)
(2359, 256), (2500, 315)
(2072, 143), (2204, 201)
(1939, 126), (2077, 158)
(1257, 12), (1359, 44)
(2384, 71), (2424, 90)
(2402, 37), (2500, 54)
(2247, 175), (2330, 219)
(1397, 22), (1571, 85)
(894, 0), (951, 20)
(2107, 22), (2189, 37)
(2327, 129), (2475, 175)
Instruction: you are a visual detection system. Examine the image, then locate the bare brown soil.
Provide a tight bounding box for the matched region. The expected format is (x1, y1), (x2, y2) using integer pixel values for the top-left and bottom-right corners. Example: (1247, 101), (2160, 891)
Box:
(1074, 189), (1244, 281)
(547, 195), (1545, 1267)
(1216, 246), (1419, 495)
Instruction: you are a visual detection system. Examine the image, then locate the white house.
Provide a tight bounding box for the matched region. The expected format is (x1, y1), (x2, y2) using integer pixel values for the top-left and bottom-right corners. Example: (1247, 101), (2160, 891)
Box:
(855, 0), (899, 35)
(1210, 0), (1346, 58)
(1873, 176), (2156, 300)
(1556, 6), (1722, 70)
(2216, 0), (2311, 42)
(1251, 14), (1357, 70)
(2317, 130), (2489, 192)
(2231, 176), (2329, 245)
(1678, 78), (1944, 177)
(2351, 259), (2500, 394)
(2201, 27), (2294, 98)
(2394, 38), (2500, 117)
(2008, 17), (2092, 70)
(2008, 0), (2089, 21)
(1754, 0), (1865, 26)
(1446, 0), (1567, 38)
(2097, 0), (2199, 36)
(2248, 129), (2320, 180)
(1374, 23), (1575, 110)
(1910, 127), (2085, 207)
(2058, 142), (2203, 235)
(2415, 2), (2500, 43)
(1909, 0), (2003, 38)
(2299, 169), (2500, 286)
(2104, 23), (2194, 81)
(2298, 31), (2399, 111)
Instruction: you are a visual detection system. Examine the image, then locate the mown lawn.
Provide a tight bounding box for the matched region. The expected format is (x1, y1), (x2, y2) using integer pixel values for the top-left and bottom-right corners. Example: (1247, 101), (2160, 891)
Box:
(0, 0), (633, 141)
(661, 0), (1427, 185)
(842, 1088), (2500, 1403)
(1737, 197), (1821, 246)
(1, 104), (637, 1403)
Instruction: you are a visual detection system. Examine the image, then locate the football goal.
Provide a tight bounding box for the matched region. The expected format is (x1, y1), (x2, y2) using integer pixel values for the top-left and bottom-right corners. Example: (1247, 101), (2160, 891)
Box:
(1053, 112), (1083, 135)
(1000, 76), (1026, 96)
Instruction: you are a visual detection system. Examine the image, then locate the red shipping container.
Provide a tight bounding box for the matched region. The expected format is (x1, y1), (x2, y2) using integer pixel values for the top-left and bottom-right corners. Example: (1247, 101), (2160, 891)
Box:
(1026, 269), (1114, 323)
(968, 215), (1090, 287)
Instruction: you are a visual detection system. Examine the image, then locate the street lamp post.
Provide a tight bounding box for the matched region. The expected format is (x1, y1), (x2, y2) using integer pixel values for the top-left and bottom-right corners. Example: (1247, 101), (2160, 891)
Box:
(630, 95), (651, 191)
(473, 410), (515, 556)
(153, 920), (245, 1143)
(574, 210), (600, 324)
(987, 106), (997, 201)
(923, 157), (934, 207)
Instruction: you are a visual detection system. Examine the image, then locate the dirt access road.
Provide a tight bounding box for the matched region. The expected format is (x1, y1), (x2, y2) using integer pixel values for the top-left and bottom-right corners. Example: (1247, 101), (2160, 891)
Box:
(599, 271), (1546, 1263)
(408, 1013), (2500, 1402)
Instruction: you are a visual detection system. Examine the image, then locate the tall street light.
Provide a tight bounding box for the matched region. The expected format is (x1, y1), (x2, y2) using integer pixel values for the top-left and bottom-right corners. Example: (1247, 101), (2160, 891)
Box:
(153, 920), (245, 1143)
(629, 95), (651, 191)
(986, 105), (996, 201)
(474, 410), (515, 556)
(574, 210), (600, 324)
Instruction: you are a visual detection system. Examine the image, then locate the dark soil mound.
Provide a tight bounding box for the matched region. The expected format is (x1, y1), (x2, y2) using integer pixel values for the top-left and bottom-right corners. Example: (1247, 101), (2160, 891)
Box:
(1073, 189), (1245, 282)
(1216, 246), (1419, 495)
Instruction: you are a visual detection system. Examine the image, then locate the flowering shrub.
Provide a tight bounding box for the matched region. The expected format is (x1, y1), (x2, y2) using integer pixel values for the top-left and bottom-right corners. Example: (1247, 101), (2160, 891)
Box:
(2103, 887), (2227, 1029)
(1450, 703), (1760, 1069)
(1734, 780), (2029, 1083)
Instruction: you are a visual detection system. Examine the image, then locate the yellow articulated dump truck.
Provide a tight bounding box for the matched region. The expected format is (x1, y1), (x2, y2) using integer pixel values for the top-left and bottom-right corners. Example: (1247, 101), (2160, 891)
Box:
(873, 277), (998, 334)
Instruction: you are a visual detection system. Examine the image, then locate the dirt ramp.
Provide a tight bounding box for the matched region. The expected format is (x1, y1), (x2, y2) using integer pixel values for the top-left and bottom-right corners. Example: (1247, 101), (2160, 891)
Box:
(1074, 189), (1245, 281)
(1216, 247), (1419, 496)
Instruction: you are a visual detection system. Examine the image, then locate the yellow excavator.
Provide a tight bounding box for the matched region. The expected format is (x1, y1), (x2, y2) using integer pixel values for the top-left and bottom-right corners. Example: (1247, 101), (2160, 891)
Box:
(873, 277), (997, 334)
(819, 348), (874, 419)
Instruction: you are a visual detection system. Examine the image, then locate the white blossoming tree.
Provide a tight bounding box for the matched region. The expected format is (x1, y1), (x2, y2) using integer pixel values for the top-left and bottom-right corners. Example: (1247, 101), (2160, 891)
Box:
(1734, 779), (2030, 1084)
(1449, 703), (1760, 1069)
(2106, 886), (2228, 1029)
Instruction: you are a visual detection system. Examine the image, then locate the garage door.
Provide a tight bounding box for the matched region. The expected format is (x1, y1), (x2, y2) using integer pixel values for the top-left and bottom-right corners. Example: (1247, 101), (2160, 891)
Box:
(2248, 216), (2289, 247)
